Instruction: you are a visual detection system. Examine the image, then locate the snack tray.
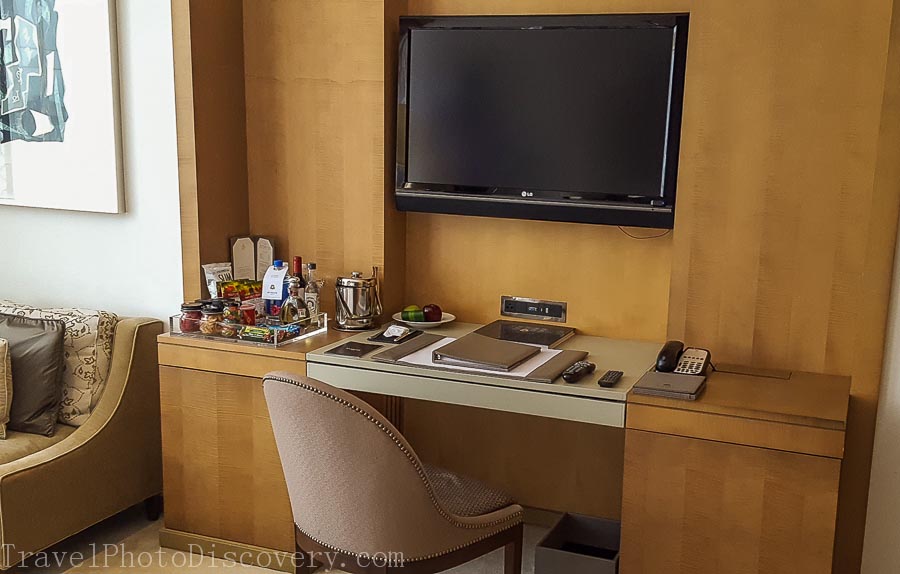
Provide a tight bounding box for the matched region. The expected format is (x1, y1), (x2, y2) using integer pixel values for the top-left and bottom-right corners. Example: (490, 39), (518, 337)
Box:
(169, 313), (329, 348)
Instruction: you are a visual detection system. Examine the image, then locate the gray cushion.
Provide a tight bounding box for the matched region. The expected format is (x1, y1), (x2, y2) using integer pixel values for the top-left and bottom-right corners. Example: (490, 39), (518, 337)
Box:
(0, 314), (66, 436)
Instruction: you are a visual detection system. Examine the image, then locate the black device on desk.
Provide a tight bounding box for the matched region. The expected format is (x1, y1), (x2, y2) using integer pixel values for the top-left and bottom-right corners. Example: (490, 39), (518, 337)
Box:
(598, 370), (623, 387)
(655, 340), (712, 375)
(562, 361), (595, 383)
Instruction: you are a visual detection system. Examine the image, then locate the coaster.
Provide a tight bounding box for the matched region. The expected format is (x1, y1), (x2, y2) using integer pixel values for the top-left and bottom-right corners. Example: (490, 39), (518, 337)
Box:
(368, 327), (423, 344)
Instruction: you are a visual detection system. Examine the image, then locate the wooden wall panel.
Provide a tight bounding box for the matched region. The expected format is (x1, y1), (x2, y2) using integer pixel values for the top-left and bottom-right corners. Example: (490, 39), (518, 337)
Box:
(403, 2), (900, 571)
(171, 0), (250, 299)
(170, 0), (201, 301)
(190, 0), (250, 267)
(243, 0), (405, 317)
(383, 0), (410, 318)
(405, 215), (673, 341)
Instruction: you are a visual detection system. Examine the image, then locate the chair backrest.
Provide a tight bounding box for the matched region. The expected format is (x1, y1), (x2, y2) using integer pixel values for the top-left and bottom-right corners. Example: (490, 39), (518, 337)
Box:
(263, 371), (468, 559)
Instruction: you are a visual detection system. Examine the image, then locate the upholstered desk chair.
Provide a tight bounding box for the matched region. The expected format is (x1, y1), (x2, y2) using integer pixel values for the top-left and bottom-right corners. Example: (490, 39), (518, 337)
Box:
(264, 371), (524, 574)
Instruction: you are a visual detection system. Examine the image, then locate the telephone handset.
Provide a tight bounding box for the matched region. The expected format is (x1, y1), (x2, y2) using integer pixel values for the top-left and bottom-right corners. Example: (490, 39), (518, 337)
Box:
(656, 340), (712, 376)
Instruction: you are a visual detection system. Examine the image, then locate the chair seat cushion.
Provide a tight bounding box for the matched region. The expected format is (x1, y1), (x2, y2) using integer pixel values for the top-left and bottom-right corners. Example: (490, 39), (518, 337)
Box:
(424, 463), (515, 517)
(0, 424), (75, 466)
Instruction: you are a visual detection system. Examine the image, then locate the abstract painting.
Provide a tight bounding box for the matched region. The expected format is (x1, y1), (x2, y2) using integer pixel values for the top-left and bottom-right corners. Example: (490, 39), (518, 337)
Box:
(0, 0), (121, 213)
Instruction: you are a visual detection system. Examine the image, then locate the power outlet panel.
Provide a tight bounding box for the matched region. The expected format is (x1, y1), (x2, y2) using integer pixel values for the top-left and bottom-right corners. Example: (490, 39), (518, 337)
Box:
(500, 296), (567, 323)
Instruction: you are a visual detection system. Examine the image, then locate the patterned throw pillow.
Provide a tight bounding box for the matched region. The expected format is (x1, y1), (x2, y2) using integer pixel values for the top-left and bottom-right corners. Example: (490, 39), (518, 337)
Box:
(0, 302), (118, 426)
(0, 338), (11, 439)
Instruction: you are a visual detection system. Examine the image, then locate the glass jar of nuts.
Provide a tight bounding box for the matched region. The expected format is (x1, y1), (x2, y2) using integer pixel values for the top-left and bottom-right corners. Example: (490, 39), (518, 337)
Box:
(199, 305), (224, 335)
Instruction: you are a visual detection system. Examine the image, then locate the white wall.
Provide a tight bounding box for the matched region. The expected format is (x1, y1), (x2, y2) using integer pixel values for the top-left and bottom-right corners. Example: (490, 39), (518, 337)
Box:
(0, 0), (183, 320)
(863, 225), (900, 573)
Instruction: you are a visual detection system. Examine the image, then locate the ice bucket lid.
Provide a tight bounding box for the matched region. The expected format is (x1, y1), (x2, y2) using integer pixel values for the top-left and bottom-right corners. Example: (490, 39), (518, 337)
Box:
(336, 270), (377, 288)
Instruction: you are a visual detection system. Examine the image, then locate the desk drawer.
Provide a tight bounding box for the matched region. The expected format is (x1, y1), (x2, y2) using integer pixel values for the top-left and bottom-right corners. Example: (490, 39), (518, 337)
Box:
(158, 344), (306, 378)
(307, 362), (626, 427)
(626, 403), (845, 459)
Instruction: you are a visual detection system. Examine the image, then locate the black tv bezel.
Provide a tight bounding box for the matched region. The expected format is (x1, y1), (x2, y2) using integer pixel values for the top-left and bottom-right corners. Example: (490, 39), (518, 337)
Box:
(394, 13), (690, 229)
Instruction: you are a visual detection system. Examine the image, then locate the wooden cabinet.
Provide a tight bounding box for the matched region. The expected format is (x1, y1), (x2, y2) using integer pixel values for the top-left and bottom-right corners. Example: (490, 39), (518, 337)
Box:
(620, 367), (850, 574)
(157, 332), (350, 572)
(160, 367), (296, 554)
(157, 331), (409, 571)
(622, 430), (841, 574)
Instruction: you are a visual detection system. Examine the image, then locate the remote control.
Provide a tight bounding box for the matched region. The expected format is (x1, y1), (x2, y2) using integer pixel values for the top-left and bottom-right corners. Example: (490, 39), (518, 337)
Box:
(562, 361), (596, 383)
(598, 370), (623, 388)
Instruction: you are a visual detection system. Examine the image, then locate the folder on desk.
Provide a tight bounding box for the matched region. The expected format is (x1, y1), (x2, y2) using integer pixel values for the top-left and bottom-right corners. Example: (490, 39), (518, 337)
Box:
(372, 333), (444, 363)
(372, 333), (587, 383)
(432, 333), (540, 372)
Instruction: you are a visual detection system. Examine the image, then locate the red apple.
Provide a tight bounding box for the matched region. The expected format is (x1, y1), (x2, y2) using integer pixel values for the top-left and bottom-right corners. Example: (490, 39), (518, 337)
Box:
(423, 304), (443, 322)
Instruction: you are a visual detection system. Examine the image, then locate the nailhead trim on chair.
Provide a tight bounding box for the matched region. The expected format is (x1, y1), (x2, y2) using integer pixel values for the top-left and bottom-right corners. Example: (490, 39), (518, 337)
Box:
(266, 374), (524, 560)
(296, 521), (520, 562)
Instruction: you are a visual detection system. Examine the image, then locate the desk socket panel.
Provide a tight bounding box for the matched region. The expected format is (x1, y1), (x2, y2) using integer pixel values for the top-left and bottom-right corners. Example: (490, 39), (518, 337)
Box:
(501, 296), (568, 323)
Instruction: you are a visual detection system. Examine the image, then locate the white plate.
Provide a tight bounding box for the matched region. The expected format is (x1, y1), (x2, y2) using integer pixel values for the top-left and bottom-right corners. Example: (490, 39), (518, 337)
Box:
(392, 312), (456, 329)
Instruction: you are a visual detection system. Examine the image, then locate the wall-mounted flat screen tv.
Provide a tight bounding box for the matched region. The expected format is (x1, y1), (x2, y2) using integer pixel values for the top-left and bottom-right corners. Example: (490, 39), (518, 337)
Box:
(395, 14), (689, 229)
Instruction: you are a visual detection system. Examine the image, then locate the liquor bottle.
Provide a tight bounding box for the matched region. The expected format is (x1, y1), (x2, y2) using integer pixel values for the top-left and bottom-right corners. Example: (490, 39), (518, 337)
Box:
(280, 277), (311, 324)
(291, 256), (308, 289)
(305, 262), (320, 325)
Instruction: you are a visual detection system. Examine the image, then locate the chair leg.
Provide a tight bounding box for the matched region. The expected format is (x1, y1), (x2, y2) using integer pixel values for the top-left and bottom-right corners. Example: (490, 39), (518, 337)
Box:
(504, 525), (523, 574)
(296, 546), (318, 574)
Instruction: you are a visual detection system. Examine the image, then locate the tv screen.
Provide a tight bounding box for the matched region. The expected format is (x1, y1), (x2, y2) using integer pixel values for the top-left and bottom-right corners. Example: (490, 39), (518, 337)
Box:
(396, 15), (689, 228)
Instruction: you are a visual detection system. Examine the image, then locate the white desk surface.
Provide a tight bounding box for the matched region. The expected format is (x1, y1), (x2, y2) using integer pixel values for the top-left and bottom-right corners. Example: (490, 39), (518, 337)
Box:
(306, 322), (661, 428)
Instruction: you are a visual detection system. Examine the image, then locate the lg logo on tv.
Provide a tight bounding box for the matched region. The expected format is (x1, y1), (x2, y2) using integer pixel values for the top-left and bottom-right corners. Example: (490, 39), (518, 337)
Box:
(521, 191), (534, 197)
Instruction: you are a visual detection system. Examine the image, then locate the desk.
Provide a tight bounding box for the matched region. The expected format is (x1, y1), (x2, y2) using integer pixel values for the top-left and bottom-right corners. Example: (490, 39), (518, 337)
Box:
(156, 325), (660, 571)
(158, 328), (850, 574)
(307, 323), (661, 428)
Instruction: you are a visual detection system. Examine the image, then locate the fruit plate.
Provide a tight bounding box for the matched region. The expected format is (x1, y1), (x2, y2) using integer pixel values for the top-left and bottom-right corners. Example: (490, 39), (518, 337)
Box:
(392, 312), (456, 329)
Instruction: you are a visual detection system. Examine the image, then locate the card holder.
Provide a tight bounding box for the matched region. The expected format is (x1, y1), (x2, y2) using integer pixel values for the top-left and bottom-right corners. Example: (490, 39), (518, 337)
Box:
(324, 342), (383, 358)
(368, 328), (423, 345)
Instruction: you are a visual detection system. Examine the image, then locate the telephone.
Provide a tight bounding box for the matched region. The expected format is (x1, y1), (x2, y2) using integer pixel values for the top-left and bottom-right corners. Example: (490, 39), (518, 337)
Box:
(656, 340), (712, 376)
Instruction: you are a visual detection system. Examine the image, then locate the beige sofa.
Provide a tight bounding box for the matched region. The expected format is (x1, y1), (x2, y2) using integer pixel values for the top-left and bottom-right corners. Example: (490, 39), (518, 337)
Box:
(0, 316), (163, 569)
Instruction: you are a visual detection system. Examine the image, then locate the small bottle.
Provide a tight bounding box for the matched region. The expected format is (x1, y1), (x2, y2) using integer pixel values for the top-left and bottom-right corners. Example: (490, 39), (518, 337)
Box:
(304, 262), (320, 325)
(280, 277), (311, 324)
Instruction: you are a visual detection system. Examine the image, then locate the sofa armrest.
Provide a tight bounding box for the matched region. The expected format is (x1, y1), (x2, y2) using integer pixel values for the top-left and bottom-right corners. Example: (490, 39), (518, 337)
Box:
(0, 318), (163, 565)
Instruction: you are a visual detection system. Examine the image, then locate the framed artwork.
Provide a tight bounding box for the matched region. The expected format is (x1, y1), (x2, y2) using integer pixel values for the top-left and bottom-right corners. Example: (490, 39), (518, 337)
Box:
(0, 0), (122, 213)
